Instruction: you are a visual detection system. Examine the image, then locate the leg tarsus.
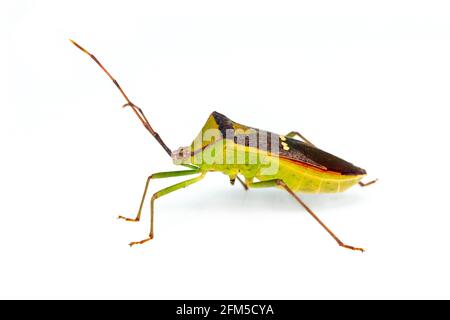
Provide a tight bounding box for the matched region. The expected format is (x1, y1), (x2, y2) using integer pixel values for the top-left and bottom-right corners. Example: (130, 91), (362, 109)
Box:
(359, 179), (378, 187)
(118, 215), (140, 222)
(339, 242), (365, 252)
(129, 234), (154, 247)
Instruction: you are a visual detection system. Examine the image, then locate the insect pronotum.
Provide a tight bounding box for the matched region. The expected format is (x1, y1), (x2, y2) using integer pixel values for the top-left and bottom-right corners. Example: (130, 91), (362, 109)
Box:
(70, 39), (377, 252)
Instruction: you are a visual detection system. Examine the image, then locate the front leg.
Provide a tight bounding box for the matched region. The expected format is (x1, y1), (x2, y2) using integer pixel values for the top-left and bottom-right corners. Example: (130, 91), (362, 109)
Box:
(118, 169), (201, 222)
(129, 172), (207, 247)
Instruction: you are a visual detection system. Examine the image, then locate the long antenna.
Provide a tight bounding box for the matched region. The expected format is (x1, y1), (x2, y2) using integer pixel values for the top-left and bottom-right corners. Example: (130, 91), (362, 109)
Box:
(70, 39), (172, 157)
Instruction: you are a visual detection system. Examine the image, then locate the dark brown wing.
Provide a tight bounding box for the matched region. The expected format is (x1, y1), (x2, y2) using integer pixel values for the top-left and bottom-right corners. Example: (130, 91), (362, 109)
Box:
(279, 137), (366, 175)
(212, 111), (366, 176)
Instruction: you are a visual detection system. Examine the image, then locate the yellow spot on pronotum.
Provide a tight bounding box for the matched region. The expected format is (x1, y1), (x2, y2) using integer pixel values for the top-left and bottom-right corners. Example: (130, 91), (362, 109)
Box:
(281, 142), (290, 151)
(280, 135), (287, 141)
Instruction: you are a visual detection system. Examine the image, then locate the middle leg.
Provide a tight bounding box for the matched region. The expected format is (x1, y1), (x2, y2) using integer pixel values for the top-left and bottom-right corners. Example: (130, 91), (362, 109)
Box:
(230, 175), (249, 190)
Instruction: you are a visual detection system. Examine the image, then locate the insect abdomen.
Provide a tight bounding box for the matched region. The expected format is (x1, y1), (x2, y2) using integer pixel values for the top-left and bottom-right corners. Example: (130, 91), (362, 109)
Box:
(191, 142), (364, 193)
(255, 157), (364, 193)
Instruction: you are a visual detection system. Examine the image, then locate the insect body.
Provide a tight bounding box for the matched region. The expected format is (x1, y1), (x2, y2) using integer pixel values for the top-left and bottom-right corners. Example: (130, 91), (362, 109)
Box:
(175, 111), (367, 194)
(71, 40), (376, 252)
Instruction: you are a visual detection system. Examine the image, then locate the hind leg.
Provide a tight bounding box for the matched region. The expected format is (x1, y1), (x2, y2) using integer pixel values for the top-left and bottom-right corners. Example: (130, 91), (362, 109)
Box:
(285, 131), (316, 147)
(247, 179), (364, 252)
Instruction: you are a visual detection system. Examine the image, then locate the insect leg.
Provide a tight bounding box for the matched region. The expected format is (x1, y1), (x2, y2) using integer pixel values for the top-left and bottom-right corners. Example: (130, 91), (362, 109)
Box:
(181, 164), (200, 170)
(359, 179), (378, 187)
(230, 176), (249, 190)
(118, 169), (201, 222)
(129, 172), (206, 247)
(285, 131), (316, 147)
(247, 179), (364, 252)
(236, 176), (249, 190)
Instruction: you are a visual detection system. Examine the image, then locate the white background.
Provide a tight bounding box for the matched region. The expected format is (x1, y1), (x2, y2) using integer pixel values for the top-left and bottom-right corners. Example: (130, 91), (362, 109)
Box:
(2, 1), (450, 299)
